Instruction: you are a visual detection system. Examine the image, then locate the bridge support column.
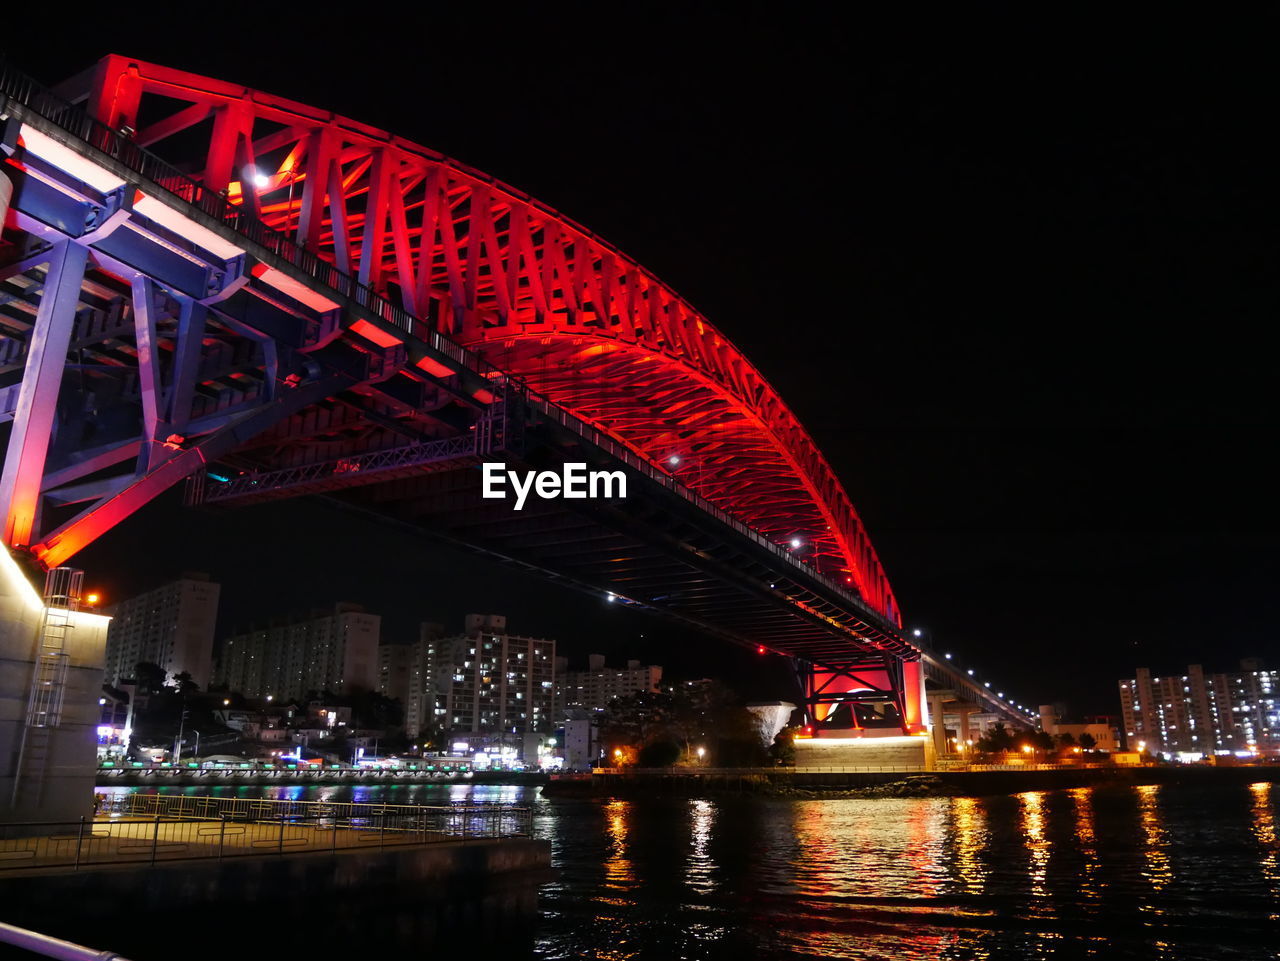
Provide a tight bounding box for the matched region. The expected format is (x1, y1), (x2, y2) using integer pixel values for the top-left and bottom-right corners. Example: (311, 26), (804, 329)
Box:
(0, 550), (109, 825)
(900, 657), (927, 734)
(929, 694), (948, 757)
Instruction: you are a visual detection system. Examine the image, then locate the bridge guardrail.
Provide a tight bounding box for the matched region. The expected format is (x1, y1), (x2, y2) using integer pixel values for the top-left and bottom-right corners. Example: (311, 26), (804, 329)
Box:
(0, 57), (906, 651)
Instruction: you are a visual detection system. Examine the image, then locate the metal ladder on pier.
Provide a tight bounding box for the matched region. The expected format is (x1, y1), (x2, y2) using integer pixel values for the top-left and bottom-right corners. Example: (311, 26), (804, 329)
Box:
(10, 567), (83, 809)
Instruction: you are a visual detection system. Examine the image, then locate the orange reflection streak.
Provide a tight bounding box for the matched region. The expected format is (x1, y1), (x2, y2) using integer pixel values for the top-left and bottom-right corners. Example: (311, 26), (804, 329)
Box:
(951, 796), (988, 895)
(902, 801), (946, 899)
(1249, 782), (1280, 919)
(1136, 784), (1172, 904)
(1070, 787), (1100, 902)
(790, 803), (848, 898)
(603, 799), (635, 889)
(1019, 792), (1051, 904)
(686, 799), (718, 894)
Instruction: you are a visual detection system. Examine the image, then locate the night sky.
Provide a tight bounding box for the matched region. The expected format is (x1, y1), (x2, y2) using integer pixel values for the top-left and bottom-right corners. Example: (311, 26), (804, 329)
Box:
(7, 11), (1275, 715)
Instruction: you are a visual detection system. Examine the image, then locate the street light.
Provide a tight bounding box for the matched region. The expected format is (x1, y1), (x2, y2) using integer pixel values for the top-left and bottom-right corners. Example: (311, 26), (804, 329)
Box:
(696, 746), (706, 762)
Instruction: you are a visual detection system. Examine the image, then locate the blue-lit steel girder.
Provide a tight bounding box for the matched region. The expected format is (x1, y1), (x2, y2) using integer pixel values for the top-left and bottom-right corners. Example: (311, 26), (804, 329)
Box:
(0, 107), (440, 566)
(0, 241), (88, 545)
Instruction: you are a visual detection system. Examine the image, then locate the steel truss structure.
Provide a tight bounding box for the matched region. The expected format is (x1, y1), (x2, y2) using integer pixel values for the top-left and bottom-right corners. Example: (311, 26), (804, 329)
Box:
(0, 55), (1031, 730)
(56, 54), (899, 624)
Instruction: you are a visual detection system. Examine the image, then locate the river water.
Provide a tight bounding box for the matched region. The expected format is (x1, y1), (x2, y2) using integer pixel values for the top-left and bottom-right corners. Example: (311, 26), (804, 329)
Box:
(101, 780), (1280, 960)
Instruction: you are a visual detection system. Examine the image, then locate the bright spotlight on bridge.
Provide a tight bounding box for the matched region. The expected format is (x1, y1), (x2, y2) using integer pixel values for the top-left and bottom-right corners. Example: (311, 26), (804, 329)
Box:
(944, 653), (952, 659)
(242, 165), (270, 188)
(668, 454), (680, 465)
(605, 592), (616, 602)
(790, 537), (802, 549)
(984, 682), (991, 688)
(968, 669), (975, 675)
(912, 628), (923, 637)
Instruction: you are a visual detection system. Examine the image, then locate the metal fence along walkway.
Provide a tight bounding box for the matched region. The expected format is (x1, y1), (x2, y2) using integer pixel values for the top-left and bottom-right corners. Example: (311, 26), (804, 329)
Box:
(0, 794), (532, 874)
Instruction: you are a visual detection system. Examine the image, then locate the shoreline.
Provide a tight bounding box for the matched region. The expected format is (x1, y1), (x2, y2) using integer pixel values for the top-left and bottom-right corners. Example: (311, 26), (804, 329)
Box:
(541, 764), (1280, 800)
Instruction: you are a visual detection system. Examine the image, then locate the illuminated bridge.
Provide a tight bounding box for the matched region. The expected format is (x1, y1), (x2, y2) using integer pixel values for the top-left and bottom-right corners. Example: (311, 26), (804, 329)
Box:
(0, 55), (1031, 758)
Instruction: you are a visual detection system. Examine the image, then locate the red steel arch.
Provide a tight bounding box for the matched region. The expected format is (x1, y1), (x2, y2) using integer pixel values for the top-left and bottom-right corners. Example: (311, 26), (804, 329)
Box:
(80, 55), (900, 624)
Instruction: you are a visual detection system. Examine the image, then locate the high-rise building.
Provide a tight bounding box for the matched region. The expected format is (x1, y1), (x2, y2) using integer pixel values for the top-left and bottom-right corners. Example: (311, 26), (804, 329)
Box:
(377, 643), (413, 705)
(103, 573), (220, 688)
(218, 603), (379, 700)
(400, 623), (449, 737)
(1119, 659), (1279, 757)
(403, 614), (555, 738)
(559, 654), (663, 716)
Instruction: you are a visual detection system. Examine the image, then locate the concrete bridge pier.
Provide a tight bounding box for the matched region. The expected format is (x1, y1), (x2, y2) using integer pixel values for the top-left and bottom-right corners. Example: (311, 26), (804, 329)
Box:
(0, 549), (109, 824)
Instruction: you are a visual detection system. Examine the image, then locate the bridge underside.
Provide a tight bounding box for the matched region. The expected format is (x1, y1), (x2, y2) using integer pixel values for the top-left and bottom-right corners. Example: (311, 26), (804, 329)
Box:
(0, 56), (1031, 743)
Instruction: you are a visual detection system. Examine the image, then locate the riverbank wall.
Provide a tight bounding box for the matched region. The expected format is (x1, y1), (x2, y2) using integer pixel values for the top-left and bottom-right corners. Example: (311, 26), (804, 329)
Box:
(544, 764), (1280, 799)
(0, 835), (552, 959)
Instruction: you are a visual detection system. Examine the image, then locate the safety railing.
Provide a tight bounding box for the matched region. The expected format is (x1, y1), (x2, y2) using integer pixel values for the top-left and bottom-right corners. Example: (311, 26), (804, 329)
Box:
(0, 795), (531, 874)
(0, 920), (132, 961)
(100, 791), (531, 835)
(0, 55), (901, 641)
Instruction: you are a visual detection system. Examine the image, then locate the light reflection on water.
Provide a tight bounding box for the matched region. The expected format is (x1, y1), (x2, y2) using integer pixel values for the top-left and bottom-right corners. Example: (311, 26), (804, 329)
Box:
(1070, 787), (1100, 904)
(1249, 782), (1280, 920)
(950, 796), (987, 896)
(604, 799), (634, 890)
(1019, 791), (1051, 905)
(1136, 784), (1174, 902)
(114, 779), (1280, 959)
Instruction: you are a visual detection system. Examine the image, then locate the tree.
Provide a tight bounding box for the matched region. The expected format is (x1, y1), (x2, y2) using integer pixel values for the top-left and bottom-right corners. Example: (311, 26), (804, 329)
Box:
(975, 722), (1016, 753)
(1055, 732), (1077, 748)
(1078, 732), (1097, 751)
(349, 690), (402, 730)
(1030, 730), (1056, 751)
(133, 662), (167, 695)
(172, 671), (199, 695)
(600, 680), (766, 767)
(769, 733), (796, 766)
(637, 740), (681, 767)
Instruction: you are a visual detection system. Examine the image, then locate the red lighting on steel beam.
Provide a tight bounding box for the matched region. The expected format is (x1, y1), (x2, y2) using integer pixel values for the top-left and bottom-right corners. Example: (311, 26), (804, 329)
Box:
(59, 54), (903, 625)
